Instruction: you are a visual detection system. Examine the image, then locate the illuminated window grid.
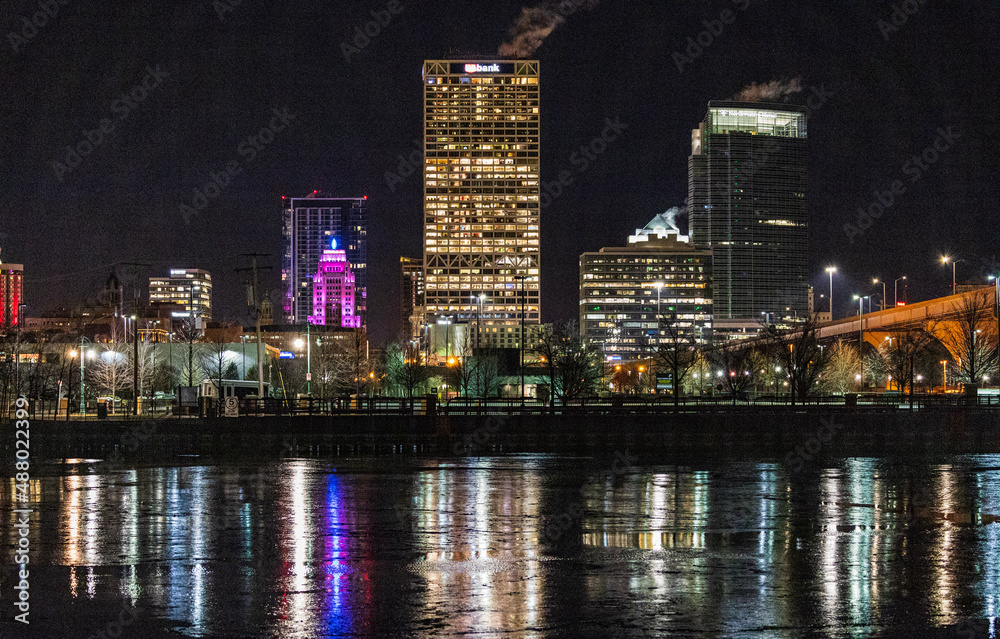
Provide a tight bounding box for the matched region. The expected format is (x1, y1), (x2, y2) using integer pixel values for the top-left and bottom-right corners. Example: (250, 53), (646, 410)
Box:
(422, 60), (541, 325)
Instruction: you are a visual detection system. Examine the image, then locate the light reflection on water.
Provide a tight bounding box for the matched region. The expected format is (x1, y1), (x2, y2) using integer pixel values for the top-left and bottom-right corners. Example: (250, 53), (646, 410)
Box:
(2, 455), (1000, 637)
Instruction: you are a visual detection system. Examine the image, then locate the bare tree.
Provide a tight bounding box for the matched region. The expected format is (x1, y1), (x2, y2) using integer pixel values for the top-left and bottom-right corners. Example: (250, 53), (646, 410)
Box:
(549, 321), (604, 405)
(90, 323), (129, 414)
(763, 316), (831, 404)
(654, 312), (699, 408)
(820, 340), (861, 394)
(174, 315), (203, 387)
(384, 341), (430, 399)
(708, 340), (763, 401)
(346, 327), (370, 396)
(879, 327), (939, 394)
(938, 289), (997, 386)
(312, 335), (352, 398)
(532, 324), (559, 403)
(471, 347), (505, 398)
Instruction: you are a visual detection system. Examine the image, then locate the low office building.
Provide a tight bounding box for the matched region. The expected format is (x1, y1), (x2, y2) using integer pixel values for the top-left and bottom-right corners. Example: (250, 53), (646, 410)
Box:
(580, 214), (712, 362)
(149, 269), (212, 328)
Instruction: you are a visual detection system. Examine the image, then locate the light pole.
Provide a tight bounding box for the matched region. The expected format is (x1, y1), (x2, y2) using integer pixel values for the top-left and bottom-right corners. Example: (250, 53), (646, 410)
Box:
(14, 303), (25, 398)
(654, 282), (664, 350)
(826, 267), (837, 319)
(941, 359), (948, 392)
(941, 256), (964, 295)
(241, 335), (247, 380)
(990, 275), (1000, 387)
(514, 275), (527, 401)
(873, 279), (887, 311)
(306, 322), (312, 396)
(476, 293), (486, 351)
(853, 295), (869, 390)
(894, 276), (907, 307)
(77, 336), (93, 417)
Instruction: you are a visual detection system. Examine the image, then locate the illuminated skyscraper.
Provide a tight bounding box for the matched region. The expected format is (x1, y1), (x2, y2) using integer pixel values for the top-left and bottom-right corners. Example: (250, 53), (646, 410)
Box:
(688, 102), (808, 331)
(283, 194), (367, 326)
(310, 248), (361, 328)
(422, 60), (540, 341)
(400, 256), (424, 339)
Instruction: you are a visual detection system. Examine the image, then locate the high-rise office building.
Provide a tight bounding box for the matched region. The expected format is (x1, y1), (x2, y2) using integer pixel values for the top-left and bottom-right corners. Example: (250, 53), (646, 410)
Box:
(148, 268), (212, 327)
(0, 248), (23, 330)
(400, 257), (424, 339)
(422, 60), (541, 337)
(283, 194), (367, 325)
(688, 101), (808, 332)
(580, 215), (712, 362)
(310, 248), (361, 328)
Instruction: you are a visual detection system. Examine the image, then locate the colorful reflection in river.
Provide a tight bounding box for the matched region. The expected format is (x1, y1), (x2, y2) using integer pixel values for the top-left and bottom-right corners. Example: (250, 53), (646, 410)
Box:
(2, 455), (1000, 637)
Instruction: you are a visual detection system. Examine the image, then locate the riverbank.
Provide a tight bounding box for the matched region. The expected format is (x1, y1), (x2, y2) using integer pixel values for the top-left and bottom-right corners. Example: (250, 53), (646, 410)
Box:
(4, 409), (1000, 464)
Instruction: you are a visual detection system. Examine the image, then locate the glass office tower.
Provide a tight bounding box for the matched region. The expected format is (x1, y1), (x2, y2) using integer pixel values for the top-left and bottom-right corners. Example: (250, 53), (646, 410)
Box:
(422, 60), (541, 336)
(282, 194), (367, 326)
(688, 102), (808, 330)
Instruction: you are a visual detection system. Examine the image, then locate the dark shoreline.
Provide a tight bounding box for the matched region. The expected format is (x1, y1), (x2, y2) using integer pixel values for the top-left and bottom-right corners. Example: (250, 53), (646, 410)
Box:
(4, 409), (1000, 465)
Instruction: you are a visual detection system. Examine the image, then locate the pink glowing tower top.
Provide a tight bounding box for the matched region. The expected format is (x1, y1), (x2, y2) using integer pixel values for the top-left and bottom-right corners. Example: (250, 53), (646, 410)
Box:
(310, 242), (361, 328)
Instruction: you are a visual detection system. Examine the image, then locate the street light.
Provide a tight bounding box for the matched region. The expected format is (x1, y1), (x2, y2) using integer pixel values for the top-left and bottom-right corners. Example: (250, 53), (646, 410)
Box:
(438, 316), (453, 361)
(14, 302), (26, 398)
(941, 256), (964, 295)
(941, 359), (948, 392)
(475, 293), (487, 351)
(853, 294), (870, 390)
(77, 336), (92, 417)
(654, 282), (664, 350)
(873, 278), (887, 311)
(825, 267), (837, 319)
(894, 276), (907, 306)
(514, 275), (527, 401)
(990, 275), (1000, 387)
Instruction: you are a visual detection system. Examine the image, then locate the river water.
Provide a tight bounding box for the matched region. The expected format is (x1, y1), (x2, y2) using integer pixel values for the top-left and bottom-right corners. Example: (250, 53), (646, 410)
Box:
(3, 453), (1000, 638)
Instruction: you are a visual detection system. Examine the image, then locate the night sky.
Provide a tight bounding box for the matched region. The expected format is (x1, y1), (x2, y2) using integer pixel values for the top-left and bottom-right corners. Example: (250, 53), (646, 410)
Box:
(3, 0), (998, 344)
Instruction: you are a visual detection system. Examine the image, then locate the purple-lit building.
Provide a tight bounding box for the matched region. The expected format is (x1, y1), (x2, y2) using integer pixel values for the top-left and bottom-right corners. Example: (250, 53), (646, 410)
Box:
(310, 248), (361, 328)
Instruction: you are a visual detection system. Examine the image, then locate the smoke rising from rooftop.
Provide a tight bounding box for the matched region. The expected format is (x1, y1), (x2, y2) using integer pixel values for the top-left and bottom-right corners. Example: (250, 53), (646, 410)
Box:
(732, 78), (804, 102)
(499, 0), (598, 58)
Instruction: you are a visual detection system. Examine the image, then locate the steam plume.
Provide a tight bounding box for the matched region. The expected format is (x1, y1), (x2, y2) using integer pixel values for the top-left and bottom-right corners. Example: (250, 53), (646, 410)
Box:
(732, 78), (804, 103)
(499, 0), (598, 59)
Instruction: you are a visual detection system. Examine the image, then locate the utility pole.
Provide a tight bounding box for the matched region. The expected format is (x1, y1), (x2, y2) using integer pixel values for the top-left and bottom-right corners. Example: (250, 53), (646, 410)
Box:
(14, 303), (25, 399)
(515, 275), (526, 403)
(237, 254), (272, 400)
(122, 262), (150, 417)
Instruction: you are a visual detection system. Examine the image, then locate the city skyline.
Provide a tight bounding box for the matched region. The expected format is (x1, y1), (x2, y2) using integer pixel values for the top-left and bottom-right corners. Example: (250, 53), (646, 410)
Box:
(2, 2), (997, 346)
